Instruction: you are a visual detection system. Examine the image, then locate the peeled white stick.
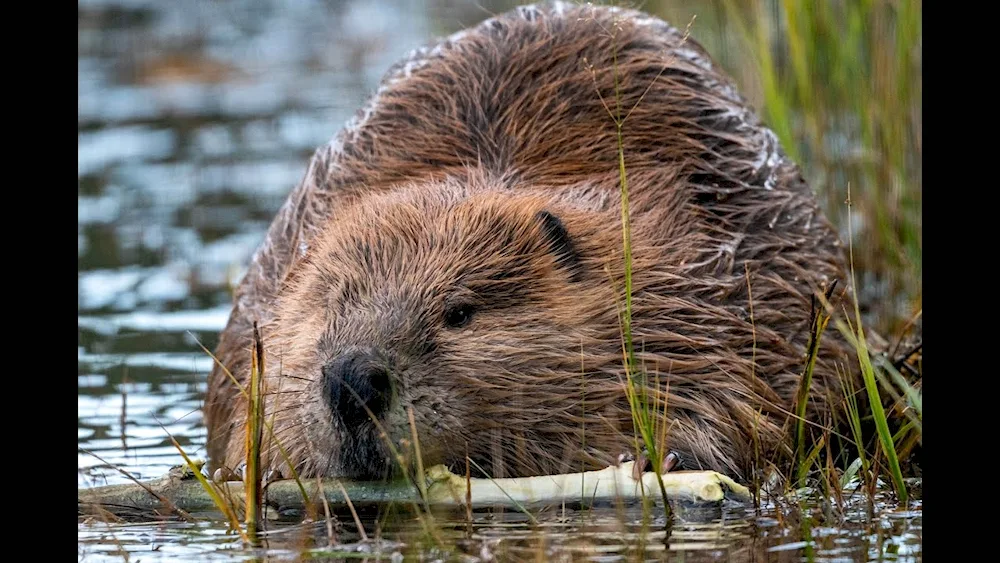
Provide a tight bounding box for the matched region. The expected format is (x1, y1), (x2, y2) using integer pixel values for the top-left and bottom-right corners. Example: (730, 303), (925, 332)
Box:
(78, 461), (752, 520)
(424, 462), (752, 508)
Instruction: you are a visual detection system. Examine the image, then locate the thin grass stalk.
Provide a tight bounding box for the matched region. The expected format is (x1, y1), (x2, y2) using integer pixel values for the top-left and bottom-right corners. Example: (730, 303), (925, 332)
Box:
(335, 481), (368, 542)
(849, 320), (907, 503)
(839, 363), (869, 489)
(315, 475), (336, 547)
(780, 0), (821, 149)
(743, 263), (765, 506)
(243, 323), (266, 542)
(873, 356), (922, 429)
(794, 284), (834, 487)
(743, 0), (797, 160)
(264, 356), (315, 520)
(798, 436), (824, 487)
(824, 426), (845, 508)
(610, 18), (672, 516)
(407, 407), (432, 516)
(465, 451), (473, 533)
(466, 457), (538, 525)
(79, 448), (196, 523)
(892, 424), (920, 462)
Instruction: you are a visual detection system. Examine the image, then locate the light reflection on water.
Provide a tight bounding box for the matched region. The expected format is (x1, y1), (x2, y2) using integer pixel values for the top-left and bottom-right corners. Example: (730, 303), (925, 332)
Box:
(77, 0), (921, 560)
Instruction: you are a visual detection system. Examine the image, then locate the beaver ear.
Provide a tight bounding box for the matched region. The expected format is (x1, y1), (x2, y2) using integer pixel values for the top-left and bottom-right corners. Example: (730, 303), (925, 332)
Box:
(535, 210), (583, 281)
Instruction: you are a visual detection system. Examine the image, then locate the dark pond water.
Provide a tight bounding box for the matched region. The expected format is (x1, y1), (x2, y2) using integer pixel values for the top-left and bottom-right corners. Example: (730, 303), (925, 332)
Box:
(78, 0), (921, 560)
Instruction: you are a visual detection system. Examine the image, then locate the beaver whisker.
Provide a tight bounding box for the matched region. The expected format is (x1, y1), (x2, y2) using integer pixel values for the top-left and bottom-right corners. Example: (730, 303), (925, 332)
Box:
(263, 389), (308, 397)
(262, 401), (320, 418)
(270, 374), (313, 383)
(268, 420), (312, 440)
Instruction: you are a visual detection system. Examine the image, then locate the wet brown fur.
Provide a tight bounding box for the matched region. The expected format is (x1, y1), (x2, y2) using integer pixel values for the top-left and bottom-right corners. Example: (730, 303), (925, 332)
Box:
(204, 2), (857, 482)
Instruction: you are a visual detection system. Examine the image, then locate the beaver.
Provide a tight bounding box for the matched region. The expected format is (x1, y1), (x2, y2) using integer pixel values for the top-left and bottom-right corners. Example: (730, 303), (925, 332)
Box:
(203, 1), (858, 483)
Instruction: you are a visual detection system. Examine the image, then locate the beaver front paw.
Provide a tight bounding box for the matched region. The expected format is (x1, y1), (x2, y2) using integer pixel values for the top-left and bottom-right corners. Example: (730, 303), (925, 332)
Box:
(617, 449), (683, 480)
(213, 462), (284, 484)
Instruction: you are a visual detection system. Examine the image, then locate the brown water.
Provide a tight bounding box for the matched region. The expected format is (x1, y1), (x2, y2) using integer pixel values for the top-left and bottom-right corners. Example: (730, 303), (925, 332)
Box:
(78, 0), (921, 560)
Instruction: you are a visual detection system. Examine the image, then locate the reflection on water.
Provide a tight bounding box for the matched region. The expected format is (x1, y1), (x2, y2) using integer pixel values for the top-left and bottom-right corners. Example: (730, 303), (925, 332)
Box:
(78, 0), (921, 560)
(78, 497), (921, 562)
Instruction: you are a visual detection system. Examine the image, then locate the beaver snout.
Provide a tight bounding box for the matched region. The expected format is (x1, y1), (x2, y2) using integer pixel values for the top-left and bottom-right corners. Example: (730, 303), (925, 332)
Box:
(321, 352), (392, 424)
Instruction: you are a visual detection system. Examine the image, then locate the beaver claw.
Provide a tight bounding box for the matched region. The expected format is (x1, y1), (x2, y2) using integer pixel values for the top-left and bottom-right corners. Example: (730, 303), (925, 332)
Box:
(618, 450), (683, 480)
(212, 466), (240, 482)
(213, 462), (284, 484)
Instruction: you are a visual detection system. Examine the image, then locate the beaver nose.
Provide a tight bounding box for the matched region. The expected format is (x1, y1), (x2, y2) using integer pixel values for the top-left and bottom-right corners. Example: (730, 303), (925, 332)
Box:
(321, 352), (392, 424)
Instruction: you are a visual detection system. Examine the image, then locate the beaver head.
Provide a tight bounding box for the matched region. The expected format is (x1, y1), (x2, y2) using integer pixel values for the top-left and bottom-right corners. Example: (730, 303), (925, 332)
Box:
(229, 174), (645, 480)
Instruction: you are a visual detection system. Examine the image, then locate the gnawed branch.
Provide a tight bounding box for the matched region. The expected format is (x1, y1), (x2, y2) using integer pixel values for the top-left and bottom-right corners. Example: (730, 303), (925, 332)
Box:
(79, 462), (751, 521)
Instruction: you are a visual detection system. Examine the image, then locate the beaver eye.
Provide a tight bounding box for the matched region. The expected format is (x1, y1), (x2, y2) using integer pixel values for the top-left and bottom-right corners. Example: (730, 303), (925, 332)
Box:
(443, 304), (475, 328)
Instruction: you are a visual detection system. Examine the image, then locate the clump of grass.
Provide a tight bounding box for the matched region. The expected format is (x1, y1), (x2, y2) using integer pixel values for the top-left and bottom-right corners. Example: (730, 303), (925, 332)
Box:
(645, 0), (921, 505)
(836, 187), (909, 504)
(172, 331), (320, 545)
(698, 0), (922, 338)
(799, 186), (919, 509)
(194, 337), (313, 507)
